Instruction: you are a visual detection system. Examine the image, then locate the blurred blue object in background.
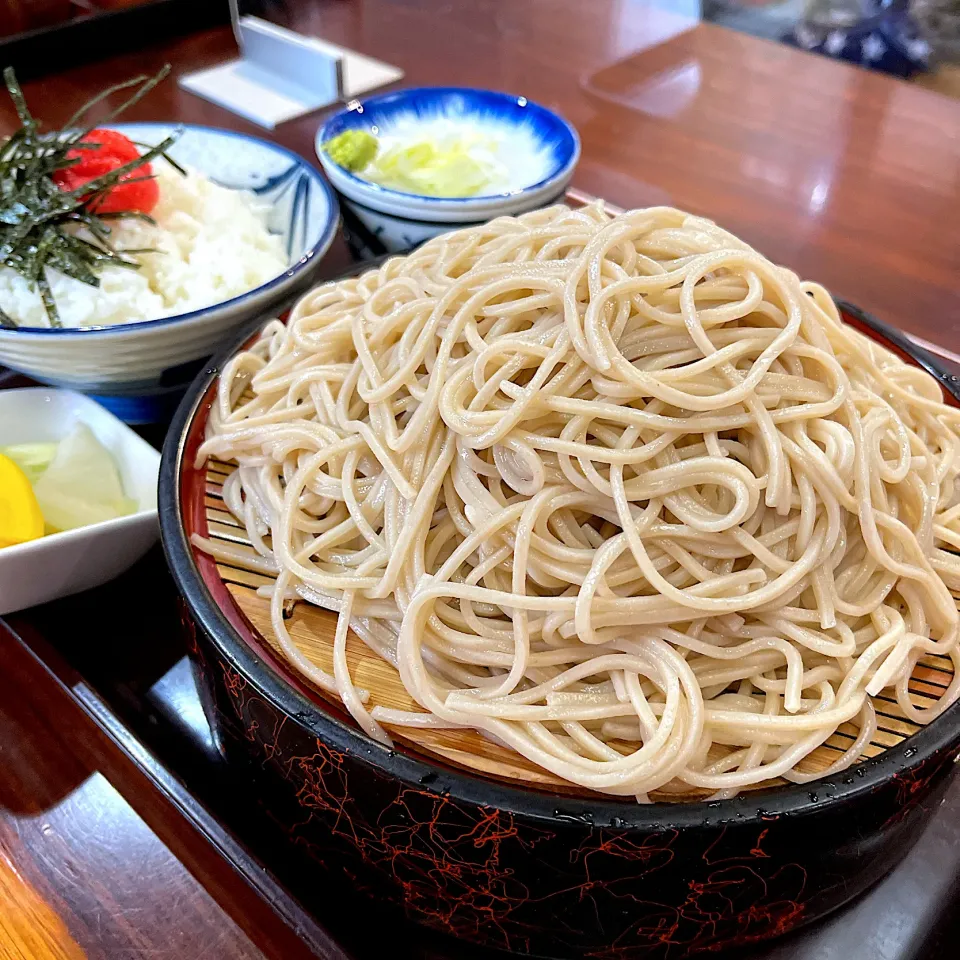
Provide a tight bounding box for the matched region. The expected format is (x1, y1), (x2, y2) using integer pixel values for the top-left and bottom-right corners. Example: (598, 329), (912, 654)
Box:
(783, 0), (931, 77)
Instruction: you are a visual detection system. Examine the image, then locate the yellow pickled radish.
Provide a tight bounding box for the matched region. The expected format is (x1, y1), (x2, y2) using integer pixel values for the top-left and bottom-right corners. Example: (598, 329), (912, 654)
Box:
(0, 452), (45, 548)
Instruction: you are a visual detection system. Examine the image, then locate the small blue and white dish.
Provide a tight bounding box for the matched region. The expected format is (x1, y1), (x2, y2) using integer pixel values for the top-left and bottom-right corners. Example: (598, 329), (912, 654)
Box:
(0, 123), (340, 423)
(316, 87), (580, 253)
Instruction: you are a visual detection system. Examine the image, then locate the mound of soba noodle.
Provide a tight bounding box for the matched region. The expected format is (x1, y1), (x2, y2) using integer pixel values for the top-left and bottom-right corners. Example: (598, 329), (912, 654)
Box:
(196, 203), (960, 800)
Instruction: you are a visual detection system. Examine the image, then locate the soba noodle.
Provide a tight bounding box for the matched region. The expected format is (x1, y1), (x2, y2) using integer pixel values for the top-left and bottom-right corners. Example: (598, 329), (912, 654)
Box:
(195, 203), (960, 800)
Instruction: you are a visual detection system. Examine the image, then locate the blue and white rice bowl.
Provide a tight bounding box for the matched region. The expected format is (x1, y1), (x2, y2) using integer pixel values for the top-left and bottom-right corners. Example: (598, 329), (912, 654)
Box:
(316, 87), (579, 252)
(0, 123), (339, 423)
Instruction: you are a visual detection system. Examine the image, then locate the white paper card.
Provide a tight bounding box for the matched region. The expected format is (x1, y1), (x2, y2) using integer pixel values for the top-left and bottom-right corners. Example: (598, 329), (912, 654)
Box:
(178, 17), (404, 130)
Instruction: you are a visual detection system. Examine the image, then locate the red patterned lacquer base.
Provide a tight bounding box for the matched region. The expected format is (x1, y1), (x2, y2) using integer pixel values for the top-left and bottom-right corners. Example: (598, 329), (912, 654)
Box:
(162, 297), (960, 958)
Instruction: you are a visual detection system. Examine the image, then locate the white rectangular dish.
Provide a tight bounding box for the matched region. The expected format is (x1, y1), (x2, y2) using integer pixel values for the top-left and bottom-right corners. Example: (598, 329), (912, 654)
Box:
(0, 388), (161, 615)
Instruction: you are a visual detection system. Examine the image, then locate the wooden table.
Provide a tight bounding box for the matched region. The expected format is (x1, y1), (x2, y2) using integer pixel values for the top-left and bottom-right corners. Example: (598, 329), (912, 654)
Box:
(1, 2), (959, 957)
(6, 0), (958, 337)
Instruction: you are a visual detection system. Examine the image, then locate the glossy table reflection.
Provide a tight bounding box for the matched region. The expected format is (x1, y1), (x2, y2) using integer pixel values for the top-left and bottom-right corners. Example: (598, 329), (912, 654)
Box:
(0, 618), (333, 960)
(1, 1), (959, 957)
(1, 0), (956, 336)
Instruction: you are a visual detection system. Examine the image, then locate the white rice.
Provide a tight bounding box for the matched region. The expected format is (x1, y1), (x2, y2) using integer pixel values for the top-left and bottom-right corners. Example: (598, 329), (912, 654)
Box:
(0, 162), (289, 328)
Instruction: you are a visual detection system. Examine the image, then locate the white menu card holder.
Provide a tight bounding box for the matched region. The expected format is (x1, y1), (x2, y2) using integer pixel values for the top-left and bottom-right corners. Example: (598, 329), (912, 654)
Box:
(179, 16), (404, 130)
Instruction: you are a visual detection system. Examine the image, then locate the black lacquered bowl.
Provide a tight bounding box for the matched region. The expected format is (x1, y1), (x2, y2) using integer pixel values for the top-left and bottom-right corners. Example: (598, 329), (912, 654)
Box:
(159, 297), (960, 959)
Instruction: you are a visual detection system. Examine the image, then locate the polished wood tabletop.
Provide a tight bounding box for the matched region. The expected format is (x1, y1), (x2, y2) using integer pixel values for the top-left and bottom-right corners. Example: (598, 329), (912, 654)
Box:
(1, 2), (959, 957)
(0, 623), (314, 960)
(4, 0), (958, 340)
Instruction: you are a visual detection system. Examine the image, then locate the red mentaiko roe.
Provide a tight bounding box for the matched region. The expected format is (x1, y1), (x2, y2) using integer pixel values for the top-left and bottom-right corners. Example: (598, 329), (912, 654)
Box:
(53, 128), (160, 214)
